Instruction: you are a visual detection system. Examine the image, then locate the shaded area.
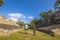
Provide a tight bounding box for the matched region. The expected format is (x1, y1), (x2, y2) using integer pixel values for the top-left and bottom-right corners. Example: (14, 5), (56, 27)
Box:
(18, 31), (33, 36)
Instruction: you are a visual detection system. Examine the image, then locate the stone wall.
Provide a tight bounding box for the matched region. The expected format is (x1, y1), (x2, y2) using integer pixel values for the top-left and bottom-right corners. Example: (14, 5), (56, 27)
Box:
(0, 16), (20, 36)
(37, 24), (60, 36)
(0, 28), (20, 36)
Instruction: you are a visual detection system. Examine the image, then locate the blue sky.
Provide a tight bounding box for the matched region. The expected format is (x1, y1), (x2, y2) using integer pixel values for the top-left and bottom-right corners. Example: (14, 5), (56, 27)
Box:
(1, 0), (56, 23)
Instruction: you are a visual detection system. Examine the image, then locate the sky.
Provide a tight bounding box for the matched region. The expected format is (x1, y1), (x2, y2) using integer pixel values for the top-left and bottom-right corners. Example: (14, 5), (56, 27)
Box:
(1, 0), (56, 23)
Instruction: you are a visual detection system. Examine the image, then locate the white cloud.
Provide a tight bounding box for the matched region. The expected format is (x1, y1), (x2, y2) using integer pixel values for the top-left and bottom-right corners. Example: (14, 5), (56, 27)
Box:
(28, 16), (34, 20)
(8, 13), (26, 22)
(8, 13), (34, 23)
(8, 13), (23, 18)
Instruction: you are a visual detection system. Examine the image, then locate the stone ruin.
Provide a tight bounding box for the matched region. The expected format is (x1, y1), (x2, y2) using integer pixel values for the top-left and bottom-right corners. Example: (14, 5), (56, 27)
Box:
(0, 15), (20, 36)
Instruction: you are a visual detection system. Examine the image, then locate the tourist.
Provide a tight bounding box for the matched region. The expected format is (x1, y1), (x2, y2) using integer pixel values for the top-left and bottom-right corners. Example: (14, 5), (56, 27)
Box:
(24, 24), (28, 34)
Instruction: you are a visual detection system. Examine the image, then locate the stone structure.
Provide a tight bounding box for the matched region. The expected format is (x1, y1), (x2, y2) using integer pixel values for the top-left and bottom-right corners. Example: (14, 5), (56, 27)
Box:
(37, 11), (60, 36)
(37, 24), (60, 36)
(0, 15), (20, 36)
(54, 10), (60, 24)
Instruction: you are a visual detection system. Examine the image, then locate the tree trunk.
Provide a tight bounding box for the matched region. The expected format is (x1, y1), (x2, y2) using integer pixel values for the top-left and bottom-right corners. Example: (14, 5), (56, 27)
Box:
(33, 26), (36, 36)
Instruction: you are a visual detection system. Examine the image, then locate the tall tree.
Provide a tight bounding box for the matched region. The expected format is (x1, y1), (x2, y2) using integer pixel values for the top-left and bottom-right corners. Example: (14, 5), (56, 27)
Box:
(29, 18), (38, 36)
(29, 18), (43, 36)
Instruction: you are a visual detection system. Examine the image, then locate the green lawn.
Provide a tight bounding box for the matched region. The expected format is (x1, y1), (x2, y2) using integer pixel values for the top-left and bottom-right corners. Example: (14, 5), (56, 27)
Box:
(0, 29), (60, 40)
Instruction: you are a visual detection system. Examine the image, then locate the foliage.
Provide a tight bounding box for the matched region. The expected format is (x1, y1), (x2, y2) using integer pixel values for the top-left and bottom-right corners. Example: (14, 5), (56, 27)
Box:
(17, 21), (25, 26)
(48, 10), (54, 16)
(0, 0), (4, 7)
(29, 18), (43, 28)
(17, 19), (25, 27)
(40, 10), (54, 23)
(54, 0), (60, 8)
(40, 12), (48, 20)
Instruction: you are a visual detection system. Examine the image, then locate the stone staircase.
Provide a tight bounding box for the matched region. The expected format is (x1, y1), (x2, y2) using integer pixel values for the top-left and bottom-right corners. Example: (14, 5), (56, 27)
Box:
(0, 15), (20, 36)
(37, 24), (60, 36)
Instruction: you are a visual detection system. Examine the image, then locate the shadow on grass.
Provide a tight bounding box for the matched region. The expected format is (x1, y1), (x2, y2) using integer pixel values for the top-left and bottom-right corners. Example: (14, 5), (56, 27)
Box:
(18, 31), (33, 36)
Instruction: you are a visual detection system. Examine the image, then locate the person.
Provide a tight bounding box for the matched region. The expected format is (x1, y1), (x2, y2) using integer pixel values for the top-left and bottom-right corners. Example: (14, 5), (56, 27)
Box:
(24, 24), (28, 34)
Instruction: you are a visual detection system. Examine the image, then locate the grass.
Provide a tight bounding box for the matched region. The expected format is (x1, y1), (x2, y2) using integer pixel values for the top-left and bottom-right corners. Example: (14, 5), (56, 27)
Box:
(0, 29), (60, 40)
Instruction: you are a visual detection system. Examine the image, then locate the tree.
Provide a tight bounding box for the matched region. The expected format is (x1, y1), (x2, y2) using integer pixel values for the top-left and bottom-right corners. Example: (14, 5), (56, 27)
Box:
(40, 10), (54, 24)
(17, 19), (25, 27)
(17, 21), (25, 26)
(48, 10), (54, 16)
(0, 0), (4, 7)
(47, 10), (54, 22)
(29, 18), (38, 36)
(29, 18), (43, 36)
(0, 0), (4, 15)
(40, 12), (48, 23)
(30, 18), (37, 27)
(54, 0), (60, 9)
